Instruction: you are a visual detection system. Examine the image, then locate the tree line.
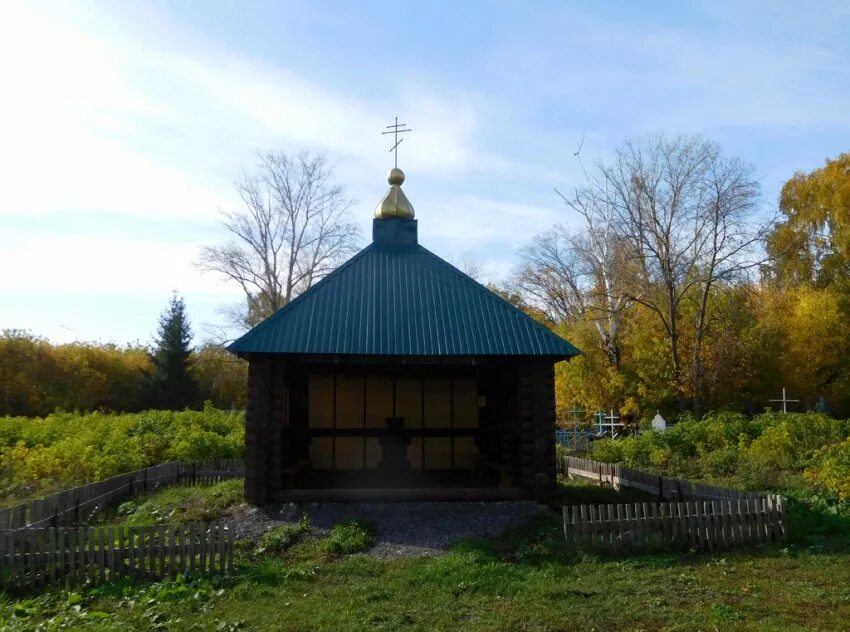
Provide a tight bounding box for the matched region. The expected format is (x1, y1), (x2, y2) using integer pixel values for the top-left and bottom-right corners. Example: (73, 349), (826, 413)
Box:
(0, 295), (246, 417)
(3, 141), (848, 421)
(512, 139), (850, 421)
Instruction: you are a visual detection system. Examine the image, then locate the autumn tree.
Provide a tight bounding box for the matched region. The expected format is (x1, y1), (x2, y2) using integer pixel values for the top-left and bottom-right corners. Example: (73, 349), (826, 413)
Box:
(199, 151), (360, 331)
(603, 136), (763, 412)
(194, 344), (248, 409)
(766, 152), (850, 288)
(0, 330), (151, 416)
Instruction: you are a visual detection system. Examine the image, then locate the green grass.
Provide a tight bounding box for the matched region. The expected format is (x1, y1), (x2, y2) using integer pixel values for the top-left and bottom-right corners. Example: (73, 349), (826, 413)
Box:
(255, 515), (311, 556)
(551, 475), (657, 507)
(2, 516), (849, 631)
(319, 519), (376, 556)
(103, 478), (246, 526)
(2, 479), (849, 630)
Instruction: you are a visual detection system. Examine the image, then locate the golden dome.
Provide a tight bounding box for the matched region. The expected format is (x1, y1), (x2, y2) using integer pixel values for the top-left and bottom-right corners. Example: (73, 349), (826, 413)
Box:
(374, 168), (415, 219)
(388, 167), (405, 185)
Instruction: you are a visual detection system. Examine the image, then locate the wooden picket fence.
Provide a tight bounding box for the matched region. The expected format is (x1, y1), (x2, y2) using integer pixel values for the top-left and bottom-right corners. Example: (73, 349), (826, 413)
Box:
(563, 496), (786, 553)
(0, 460), (244, 530)
(0, 523), (234, 592)
(559, 455), (764, 502)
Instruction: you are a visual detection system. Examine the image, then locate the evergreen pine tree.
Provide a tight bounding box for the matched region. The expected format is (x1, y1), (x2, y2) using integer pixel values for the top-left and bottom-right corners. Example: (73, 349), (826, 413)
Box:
(144, 292), (200, 410)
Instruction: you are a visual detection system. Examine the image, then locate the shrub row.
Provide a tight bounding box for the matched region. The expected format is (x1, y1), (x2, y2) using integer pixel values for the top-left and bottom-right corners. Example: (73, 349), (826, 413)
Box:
(587, 411), (850, 499)
(0, 404), (244, 505)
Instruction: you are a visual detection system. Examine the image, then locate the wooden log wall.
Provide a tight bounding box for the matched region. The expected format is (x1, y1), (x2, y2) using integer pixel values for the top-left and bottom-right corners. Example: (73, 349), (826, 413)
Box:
(267, 357), (288, 497)
(244, 355), (272, 505)
(517, 362), (557, 499)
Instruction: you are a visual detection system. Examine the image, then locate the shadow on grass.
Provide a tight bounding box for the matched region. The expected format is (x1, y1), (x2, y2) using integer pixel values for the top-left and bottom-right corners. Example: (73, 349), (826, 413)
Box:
(550, 476), (659, 508)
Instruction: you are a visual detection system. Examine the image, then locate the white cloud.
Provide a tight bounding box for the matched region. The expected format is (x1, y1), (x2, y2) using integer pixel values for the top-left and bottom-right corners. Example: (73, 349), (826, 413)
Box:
(0, 1), (488, 222)
(2, 0), (847, 343)
(0, 1), (498, 309)
(0, 229), (238, 297)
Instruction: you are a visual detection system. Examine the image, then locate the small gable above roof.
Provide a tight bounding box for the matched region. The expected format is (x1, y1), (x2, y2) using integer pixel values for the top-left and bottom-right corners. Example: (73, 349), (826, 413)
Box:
(227, 220), (580, 359)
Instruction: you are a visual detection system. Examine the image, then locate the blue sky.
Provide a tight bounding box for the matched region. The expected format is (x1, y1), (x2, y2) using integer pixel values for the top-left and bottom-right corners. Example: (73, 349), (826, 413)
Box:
(1, 1), (849, 345)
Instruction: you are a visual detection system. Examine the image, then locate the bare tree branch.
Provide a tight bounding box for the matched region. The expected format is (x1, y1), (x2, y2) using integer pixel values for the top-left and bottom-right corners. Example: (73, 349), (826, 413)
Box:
(198, 150), (361, 331)
(602, 135), (764, 412)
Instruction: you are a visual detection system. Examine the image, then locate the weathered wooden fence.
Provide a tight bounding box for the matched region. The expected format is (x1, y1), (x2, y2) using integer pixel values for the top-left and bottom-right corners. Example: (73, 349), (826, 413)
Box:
(0, 523), (234, 592)
(0, 460), (244, 530)
(563, 496), (786, 553)
(558, 456), (764, 502)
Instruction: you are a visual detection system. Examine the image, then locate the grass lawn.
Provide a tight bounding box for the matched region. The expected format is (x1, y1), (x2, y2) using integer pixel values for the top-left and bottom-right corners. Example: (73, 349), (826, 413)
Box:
(2, 479), (849, 631)
(100, 478), (247, 526)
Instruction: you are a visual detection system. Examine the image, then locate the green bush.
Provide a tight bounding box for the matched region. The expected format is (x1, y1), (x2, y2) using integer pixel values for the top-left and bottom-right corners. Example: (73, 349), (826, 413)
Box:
(587, 411), (850, 500)
(588, 439), (624, 463)
(0, 406), (244, 505)
(555, 443), (568, 459)
(805, 438), (850, 499)
(742, 412), (847, 471)
(255, 514), (311, 556)
(320, 520), (376, 556)
(701, 446), (740, 477)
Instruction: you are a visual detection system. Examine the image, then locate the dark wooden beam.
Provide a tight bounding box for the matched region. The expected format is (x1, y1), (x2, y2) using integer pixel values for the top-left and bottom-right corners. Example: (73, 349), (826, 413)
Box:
(244, 355), (272, 505)
(270, 487), (533, 502)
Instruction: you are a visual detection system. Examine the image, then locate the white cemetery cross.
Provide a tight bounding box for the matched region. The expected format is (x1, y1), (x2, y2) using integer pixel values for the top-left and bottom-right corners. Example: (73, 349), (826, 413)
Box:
(651, 411), (667, 432)
(770, 387), (799, 414)
(596, 409), (623, 437)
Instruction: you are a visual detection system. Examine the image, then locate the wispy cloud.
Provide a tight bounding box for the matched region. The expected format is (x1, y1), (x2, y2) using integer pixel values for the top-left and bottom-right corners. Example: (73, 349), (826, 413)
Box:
(0, 1), (489, 222)
(1, 0), (848, 342)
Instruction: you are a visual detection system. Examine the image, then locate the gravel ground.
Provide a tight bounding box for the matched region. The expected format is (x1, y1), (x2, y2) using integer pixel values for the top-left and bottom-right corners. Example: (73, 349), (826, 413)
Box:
(218, 501), (549, 558)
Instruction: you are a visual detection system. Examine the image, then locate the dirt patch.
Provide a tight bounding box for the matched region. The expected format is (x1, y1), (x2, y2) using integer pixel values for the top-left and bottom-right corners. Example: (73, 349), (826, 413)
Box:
(218, 501), (548, 558)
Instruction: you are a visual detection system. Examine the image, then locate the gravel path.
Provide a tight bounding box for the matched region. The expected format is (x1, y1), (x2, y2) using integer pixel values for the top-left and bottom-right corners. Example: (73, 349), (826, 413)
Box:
(219, 501), (548, 558)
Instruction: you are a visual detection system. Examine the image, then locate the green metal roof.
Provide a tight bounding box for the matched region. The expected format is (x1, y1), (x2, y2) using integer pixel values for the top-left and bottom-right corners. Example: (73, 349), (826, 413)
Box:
(227, 219), (580, 358)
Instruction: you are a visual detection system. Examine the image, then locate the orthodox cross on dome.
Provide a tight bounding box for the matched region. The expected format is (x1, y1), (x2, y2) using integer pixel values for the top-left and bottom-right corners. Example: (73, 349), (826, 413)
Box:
(374, 116), (415, 219)
(770, 387), (799, 414)
(382, 116), (412, 169)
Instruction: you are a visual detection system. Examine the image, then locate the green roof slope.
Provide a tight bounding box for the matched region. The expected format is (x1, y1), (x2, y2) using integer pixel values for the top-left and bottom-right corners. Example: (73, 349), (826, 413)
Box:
(228, 223), (580, 358)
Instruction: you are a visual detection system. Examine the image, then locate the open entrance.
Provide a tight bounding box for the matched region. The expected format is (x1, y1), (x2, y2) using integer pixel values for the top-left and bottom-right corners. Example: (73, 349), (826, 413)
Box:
(303, 372), (481, 488)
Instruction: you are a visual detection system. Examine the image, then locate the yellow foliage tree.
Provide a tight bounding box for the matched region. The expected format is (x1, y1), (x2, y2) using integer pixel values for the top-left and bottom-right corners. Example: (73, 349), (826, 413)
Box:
(767, 153), (850, 287)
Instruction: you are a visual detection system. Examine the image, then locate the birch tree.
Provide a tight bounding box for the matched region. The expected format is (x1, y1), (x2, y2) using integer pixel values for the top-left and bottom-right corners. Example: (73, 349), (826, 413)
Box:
(515, 163), (629, 369)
